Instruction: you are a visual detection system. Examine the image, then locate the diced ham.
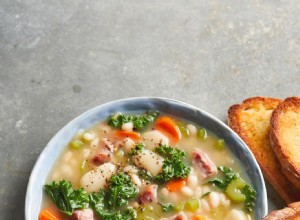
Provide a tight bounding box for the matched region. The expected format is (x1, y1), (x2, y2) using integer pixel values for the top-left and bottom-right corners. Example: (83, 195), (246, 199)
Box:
(172, 212), (188, 220)
(193, 149), (217, 179)
(92, 150), (111, 166)
(138, 184), (158, 204)
(71, 208), (94, 220)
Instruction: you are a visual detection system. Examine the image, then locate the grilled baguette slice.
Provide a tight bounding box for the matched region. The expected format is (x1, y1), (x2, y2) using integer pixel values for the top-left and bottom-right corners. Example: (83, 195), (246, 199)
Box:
(270, 97), (300, 190)
(263, 201), (300, 220)
(228, 97), (300, 204)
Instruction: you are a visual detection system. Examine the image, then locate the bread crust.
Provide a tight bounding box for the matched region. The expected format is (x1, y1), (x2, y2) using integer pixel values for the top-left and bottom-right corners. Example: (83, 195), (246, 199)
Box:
(228, 97), (300, 204)
(263, 201), (300, 220)
(270, 97), (300, 190)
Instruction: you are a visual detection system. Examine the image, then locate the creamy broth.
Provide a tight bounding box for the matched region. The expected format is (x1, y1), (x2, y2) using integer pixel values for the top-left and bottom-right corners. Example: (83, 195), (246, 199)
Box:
(41, 112), (255, 220)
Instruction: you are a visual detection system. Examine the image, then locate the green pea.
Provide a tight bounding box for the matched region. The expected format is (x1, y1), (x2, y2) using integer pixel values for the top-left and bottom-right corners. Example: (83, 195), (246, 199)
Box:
(184, 197), (199, 212)
(197, 128), (207, 140)
(69, 139), (84, 149)
(215, 139), (225, 150)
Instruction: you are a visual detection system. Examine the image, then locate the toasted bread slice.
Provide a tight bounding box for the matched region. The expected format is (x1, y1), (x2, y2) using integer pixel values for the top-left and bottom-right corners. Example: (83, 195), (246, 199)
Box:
(263, 201), (300, 220)
(228, 97), (300, 204)
(270, 97), (300, 190)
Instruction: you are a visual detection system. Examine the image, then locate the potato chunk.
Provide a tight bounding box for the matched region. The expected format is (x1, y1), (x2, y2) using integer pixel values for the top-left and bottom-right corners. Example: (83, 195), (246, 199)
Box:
(133, 150), (163, 176)
(142, 130), (169, 150)
(80, 162), (116, 192)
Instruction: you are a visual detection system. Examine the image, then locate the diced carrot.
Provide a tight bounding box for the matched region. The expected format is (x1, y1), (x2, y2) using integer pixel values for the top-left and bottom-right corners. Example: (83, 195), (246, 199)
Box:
(191, 215), (207, 220)
(115, 130), (140, 141)
(39, 209), (59, 220)
(166, 178), (186, 192)
(155, 116), (181, 143)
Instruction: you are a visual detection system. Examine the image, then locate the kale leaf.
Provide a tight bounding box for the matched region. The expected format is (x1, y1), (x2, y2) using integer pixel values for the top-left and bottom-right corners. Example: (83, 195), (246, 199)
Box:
(161, 203), (175, 212)
(154, 145), (191, 183)
(108, 111), (159, 131)
(137, 169), (154, 182)
(208, 166), (239, 189)
(44, 180), (89, 216)
(242, 185), (257, 212)
(208, 166), (256, 213)
(128, 143), (145, 156)
(106, 172), (139, 209)
(90, 191), (136, 220)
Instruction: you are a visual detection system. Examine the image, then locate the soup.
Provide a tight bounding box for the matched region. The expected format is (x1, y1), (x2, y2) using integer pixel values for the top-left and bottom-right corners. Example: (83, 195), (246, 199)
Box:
(40, 111), (256, 220)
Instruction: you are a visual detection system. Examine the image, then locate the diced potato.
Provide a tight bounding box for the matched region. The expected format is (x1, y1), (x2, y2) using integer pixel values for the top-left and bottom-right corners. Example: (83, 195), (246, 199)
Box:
(141, 130), (169, 150)
(80, 162), (116, 192)
(133, 150), (163, 176)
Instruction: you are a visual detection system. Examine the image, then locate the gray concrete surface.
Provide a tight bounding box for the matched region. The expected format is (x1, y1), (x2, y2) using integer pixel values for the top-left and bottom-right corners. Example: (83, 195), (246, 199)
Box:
(1, 0), (300, 219)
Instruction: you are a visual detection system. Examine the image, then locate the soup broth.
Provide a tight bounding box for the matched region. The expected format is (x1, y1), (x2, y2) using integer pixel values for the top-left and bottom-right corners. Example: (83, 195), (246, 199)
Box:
(41, 112), (256, 220)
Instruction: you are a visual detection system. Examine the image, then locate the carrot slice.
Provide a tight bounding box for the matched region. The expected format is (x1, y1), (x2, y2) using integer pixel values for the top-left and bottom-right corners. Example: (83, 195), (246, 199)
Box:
(39, 209), (59, 220)
(191, 215), (207, 220)
(115, 130), (140, 141)
(155, 116), (181, 143)
(166, 178), (186, 192)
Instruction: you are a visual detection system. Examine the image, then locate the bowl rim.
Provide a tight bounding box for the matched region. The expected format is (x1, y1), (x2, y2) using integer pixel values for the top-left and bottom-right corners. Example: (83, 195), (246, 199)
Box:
(25, 97), (268, 219)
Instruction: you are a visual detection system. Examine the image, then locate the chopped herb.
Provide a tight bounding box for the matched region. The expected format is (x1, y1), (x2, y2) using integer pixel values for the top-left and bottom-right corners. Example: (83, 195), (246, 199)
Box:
(201, 192), (211, 198)
(44, 180), (89, 216)
(208, 166), (256, 212)
(90, 191), (136, 220)
(208, 166), (239, 189)
(128, 143), (145, 156)
(108, 111), (159, 131)
(137, 169), (154, 182)
(161, 203), (174, 212)
(106, 172), (139, 209)
(242, 185), (257, 212)
(154, 145), (191, 183)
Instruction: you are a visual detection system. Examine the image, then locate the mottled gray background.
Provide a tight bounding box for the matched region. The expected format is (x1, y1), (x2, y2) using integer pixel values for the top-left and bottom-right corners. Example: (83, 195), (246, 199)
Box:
(1, 0), (299, 219)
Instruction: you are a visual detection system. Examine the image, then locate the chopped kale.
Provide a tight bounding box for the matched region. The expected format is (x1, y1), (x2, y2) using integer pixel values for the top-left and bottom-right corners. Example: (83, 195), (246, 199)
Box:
(154, 145), (191, 183)
(128, 143), (145, 156)
(161, 203), (175, 212)
(108, 111), (159, 131)
(44, 180), (89, 216)
(208, 166), (239, 189)
(208, 166), (256, 212)
(106, 172), (139, 209)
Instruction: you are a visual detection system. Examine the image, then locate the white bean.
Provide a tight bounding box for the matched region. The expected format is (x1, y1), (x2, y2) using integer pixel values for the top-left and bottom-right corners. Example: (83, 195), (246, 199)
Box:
(133, 150), (163, 176)
(61, 164), (73, 178)
(187, 175), (198, 187)
(62, 151), (73, 162)
(208, 192), (220, 208)
(80, 162), (116, 192)
(181, 186), (194, 197)
(201, 199), (210, 212)
(122, 122), (134, 131)
(123, 138), (135, 153)
(82, 148), (91, 158)
(130, 174), (142, 187)
(224, 209), (245, 220)
(194, 186), (202, 197)
(142, 130), (169, 150)
(123, 165), (138, 174)
(220, 193), (231, 207)
(90, 138), (99, 148)
(169, 192), (179, 203)
(160, 187), (169, 198)
(83, 132), (94, 141)
(187, 124), (197, 135)
(99, 123), (112, 134)
(202, 186), (210, 194)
